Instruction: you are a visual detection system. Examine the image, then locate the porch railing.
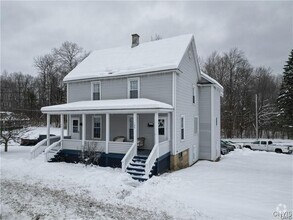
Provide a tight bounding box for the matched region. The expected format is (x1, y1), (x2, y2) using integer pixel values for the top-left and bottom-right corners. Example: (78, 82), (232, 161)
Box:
(109, 141), (133, 154)
(121, 142), (136, 172)
(30, 136), (60, 159)
(158, 140), (171, 157)
(144, 143), (159, 178)
(62, 139), (82, 150)
(45, 140), (62, 162)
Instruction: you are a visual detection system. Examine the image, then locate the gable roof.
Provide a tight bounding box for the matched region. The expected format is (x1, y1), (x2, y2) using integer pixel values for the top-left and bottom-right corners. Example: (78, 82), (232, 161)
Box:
(199, 71), (224, 96)
(63, 34), (196, 82)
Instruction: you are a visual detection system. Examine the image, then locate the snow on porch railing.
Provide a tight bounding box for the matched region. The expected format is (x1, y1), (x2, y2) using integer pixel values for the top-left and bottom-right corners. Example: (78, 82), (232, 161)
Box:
(121, 142), (136, 172)
(30, 136), (60, 159)
(45, 140), (62, 162)
(144, 143), (159, 178)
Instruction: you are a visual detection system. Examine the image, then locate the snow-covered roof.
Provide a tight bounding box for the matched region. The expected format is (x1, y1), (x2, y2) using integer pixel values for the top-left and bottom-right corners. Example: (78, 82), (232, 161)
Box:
(63, 34), (194, 82)
(200, 71), (224, 96)
(41, 98), (173, 114)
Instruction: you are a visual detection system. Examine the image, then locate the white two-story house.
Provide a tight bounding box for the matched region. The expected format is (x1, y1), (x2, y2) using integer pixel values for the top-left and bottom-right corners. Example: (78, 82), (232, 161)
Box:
(36, 34), (223, 181)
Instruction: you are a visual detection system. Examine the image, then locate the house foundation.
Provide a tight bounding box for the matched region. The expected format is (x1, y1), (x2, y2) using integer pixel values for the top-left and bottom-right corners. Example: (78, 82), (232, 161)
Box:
(170, 149), (189, 171)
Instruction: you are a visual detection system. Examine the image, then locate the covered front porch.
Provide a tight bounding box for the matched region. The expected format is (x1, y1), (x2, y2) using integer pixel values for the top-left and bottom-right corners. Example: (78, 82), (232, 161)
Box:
(40, 99), (173, 178)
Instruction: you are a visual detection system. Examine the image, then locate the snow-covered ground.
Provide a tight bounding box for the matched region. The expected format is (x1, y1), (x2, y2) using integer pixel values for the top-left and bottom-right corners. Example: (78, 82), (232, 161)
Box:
(1, 129), (292, 219)
(21, 126), (68, 139)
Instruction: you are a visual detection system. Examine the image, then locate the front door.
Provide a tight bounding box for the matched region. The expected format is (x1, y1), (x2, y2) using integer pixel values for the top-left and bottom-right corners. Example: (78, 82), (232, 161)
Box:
(71, 117), (80, 139)
(158, 117), (167, 142)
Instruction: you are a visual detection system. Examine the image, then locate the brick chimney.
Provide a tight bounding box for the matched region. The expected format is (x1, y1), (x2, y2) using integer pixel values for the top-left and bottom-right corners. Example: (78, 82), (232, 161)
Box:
(131, 34), (140, 48)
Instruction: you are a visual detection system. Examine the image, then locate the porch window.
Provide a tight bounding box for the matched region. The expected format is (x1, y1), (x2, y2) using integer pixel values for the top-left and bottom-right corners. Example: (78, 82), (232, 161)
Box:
(73, 119), (79, 133)
(181, 115), (185, 140)
(158, 119), (165, 135)
(128, 78), (140, 99)
(192, 86), (196, 104)
(93, 116), (101, 139)
(91, 82), (101, 100)
(128, 116), (134, 140)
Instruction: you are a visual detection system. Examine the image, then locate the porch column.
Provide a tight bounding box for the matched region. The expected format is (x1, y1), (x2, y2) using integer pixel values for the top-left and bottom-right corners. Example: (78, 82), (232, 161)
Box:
(168, 112), (171, 142)
(82, 114), (86, 147)
(47, 114), (50, 147)
(154, 112), (159, 146)
(133, 113), (138, 154)
(106, 113), (110, 154)
(67, 115), (70, 136)
(154, 112), (159, 158)
(60, 114), (64, 141)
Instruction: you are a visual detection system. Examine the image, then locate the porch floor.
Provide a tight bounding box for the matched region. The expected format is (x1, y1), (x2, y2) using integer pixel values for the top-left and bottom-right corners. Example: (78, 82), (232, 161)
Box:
(137, 149), (151, 156)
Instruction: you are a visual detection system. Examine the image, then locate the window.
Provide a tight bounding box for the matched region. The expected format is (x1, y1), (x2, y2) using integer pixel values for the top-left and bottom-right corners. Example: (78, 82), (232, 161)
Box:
(194, 117), (198, 134)
(268, 141), (272, 145)
(72, 119), (79, 133)
(181, 115), (185, 140)
(158, 118), (165, 136)
(261, 141), (266, 145)
(91, 82), (101, 100)
(192, 86), (196, 104)
(252, 141), (260, 144)
(128, 116), (134, 140)
(128, 78), (140, 99)
(93, 116), (101, 139)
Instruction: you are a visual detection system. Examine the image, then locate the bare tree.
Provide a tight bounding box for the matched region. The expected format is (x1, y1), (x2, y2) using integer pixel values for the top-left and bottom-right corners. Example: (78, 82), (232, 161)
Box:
(151, 34), (163, 41)
(0, 112), (29, 152)
(80, 141), (104, 166)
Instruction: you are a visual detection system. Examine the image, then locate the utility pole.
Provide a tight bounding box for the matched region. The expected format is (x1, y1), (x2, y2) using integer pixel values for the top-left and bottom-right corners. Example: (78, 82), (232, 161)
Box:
(255, 94), (258, 140)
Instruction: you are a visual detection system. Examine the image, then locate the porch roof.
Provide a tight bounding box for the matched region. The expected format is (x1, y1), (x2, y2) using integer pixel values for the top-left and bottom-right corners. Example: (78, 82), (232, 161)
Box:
(41, 98), (173, 114)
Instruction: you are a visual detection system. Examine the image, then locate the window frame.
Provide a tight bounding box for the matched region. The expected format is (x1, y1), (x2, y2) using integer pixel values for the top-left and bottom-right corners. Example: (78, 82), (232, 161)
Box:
(92, 115), (102, 139)
(72, 118), (80, 133)
(91, 81), (101, 100)
(158, 117), (167, 138)
(192, 85), (196, 104)
(180, 115), (185, 141)
(127, 115), (139, 141)
(127, 78), (140, 99)
(194, 116), (198, 135)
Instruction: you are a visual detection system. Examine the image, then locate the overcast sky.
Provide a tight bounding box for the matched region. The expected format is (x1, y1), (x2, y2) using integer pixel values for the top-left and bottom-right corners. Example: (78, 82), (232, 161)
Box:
(1, 1), (292, 76)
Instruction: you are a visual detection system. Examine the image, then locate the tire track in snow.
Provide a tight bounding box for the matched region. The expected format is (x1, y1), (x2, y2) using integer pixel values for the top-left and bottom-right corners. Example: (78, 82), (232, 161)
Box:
(1, 179), (173, 220)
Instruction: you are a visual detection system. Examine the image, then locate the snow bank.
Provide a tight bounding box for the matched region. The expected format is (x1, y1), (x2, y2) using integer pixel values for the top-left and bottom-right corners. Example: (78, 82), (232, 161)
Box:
(1, 145), (292, 219)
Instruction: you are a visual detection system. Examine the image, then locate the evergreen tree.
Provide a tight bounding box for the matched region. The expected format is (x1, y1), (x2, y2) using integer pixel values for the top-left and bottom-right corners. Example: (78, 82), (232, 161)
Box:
(277, 49), (293, 138)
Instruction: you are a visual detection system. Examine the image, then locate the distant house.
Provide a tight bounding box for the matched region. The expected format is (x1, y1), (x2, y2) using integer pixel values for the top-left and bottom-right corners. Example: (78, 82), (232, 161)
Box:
(34, 34), (223, 181)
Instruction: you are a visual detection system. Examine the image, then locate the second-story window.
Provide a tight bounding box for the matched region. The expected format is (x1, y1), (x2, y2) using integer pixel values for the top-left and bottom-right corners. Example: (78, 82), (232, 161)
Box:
(193, 86), (196, 104)
(91, 82), (101, 100)
(128, 78), (140, 99)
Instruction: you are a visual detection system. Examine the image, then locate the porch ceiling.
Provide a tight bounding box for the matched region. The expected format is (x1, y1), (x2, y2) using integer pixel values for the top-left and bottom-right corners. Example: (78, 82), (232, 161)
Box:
(41, 98), (173, 114)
